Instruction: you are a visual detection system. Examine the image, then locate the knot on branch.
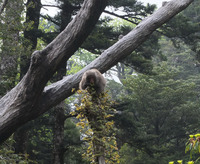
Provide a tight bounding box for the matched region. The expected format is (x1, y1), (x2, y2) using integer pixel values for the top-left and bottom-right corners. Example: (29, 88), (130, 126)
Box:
(30, 50), (44, 66)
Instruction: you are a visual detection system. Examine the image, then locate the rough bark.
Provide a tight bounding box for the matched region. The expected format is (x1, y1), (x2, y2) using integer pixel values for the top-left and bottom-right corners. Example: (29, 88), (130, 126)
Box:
(0, 0), (194, 144)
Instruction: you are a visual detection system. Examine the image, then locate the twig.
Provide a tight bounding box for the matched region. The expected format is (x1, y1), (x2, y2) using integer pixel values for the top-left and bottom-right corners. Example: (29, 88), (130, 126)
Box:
(104, 9), (140, 25)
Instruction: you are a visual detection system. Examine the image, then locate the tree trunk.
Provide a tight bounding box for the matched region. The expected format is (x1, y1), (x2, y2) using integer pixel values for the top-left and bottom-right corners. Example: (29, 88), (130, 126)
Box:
(13, 126), (29, 154)
(14, 0), (41, 154)
(52, 102), (65, 164)
(0, 0), (194, 144)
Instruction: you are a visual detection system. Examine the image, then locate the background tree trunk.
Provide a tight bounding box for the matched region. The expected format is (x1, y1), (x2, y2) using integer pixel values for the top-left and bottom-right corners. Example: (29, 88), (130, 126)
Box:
(52, 102), (65, 164)
(14, 0), (42, 154)
(13, 126), (29, 154)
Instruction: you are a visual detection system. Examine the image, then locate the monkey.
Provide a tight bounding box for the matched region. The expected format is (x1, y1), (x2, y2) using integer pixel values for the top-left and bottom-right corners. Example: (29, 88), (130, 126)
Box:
(79, 69), (106, 95)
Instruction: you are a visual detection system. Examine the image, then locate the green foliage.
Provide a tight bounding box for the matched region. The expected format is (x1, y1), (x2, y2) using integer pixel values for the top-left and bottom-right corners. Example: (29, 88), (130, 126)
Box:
(67, 49), (97, 74)
(183, 0), (200, 23)
(64, 119), (88, 164)
(25, 111), (84, 164)
(109, 0), (156, 17)
(169, 134), (200, 163)
(36, 18), (58, 49)
(81, 18), (118, 54)
(26, 114), (53, 163)
(72, 89), (119, 163)
(116, 63), (200, 163)
(159, 0), (200, 62)
(106, 79), (124, 100)
(185, 134), (200, 162)
(123, 32), (160, 74)
(119, 143), (136, 164)
(0, 137), (36, 163)
(0, 0), (25, 95)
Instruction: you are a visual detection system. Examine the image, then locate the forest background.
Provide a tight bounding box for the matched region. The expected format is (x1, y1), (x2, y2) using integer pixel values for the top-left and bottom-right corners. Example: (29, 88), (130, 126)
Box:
(0, 0), (199, 163)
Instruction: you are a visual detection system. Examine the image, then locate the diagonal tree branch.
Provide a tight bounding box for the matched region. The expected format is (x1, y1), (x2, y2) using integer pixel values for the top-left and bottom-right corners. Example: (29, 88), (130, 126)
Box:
(0, 0), (194, 144)
(0, 0), (108, 143)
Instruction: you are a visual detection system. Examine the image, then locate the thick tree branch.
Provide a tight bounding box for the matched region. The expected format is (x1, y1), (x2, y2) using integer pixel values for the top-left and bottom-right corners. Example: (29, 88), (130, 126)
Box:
(0, 0), (108, 143)
(0, 0), (194, 143)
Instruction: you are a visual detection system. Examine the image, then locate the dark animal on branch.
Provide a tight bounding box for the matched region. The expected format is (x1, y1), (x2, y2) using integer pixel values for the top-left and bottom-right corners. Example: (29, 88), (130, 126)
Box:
(79, 69), (106, 94)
